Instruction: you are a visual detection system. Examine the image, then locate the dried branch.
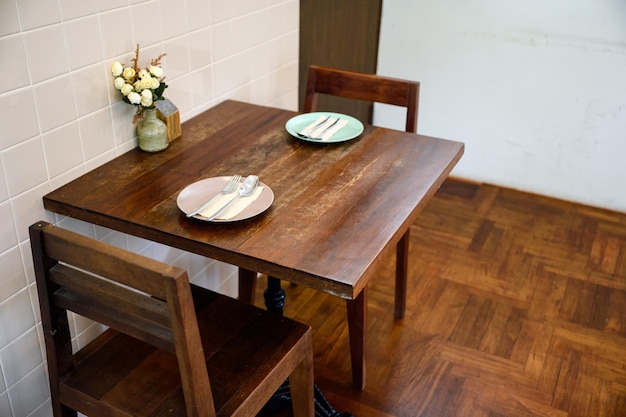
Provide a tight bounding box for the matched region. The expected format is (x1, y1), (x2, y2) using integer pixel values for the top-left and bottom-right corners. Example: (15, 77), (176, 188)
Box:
(151, 53), (167, 67)
(131, 44), (140, 73)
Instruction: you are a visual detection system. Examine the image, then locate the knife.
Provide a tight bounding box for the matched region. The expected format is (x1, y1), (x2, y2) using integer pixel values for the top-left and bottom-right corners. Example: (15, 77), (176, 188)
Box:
(311, 118), (340, 139)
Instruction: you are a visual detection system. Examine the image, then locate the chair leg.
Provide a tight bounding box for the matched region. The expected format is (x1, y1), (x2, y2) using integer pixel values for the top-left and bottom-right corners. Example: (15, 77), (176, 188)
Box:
(238, 268), (257, 304)
(289, 333), (315, 417)
(394, 229), (410, 319)
(56, 403), (77, 417)
(346, 286), (368, 390)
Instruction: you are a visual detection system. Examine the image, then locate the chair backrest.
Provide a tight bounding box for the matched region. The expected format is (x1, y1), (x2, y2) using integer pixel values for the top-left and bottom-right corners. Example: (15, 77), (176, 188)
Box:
(303, 65), (420, 133)
(29, 221), (215, 417)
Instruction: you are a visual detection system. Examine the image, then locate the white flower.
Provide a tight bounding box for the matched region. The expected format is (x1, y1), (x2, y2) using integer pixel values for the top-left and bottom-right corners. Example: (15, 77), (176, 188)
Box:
(140, 95), (153, 107)
(151, 78), (160, 89)
(127, 92), (141, 104)
(121, 84), (133, 96)
(122, 67), (135, 80)
(111, 62), (123, 77)
(150, 65), (163, 78)
(113, 77), (125, 90)
(134, 80), (143, 91)
(140, 76), (153, 90)
(138, 69), (149, 79)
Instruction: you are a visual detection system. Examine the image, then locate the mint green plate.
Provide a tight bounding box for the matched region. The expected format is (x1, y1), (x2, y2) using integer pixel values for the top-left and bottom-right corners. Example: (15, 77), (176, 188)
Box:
(285, 112), (364, 143)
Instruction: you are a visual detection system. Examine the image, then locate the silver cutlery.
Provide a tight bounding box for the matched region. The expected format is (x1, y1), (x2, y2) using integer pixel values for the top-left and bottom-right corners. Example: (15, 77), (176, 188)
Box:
(309, 117), (341, 140)
(186, 174), (242, 217)
(207, 175), (259, 221)
(297, 115), (331, 138)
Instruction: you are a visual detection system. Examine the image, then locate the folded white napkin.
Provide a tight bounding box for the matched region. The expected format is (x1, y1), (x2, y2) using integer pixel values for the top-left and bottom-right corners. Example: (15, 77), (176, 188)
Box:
(310, 118), (337, 138)
(317, 118), (348, 141)
(198, 186), (264, 220)
(300, 115), (328, 136)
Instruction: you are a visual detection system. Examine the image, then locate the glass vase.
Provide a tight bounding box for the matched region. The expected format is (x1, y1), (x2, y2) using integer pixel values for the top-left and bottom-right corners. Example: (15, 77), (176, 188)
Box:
(137, 108), (169, 152)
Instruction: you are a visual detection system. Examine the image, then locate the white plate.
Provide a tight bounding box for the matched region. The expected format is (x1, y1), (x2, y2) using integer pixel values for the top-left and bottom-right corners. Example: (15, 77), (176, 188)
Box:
(177, 176), (274, 222)
(285, 112), (364, 143)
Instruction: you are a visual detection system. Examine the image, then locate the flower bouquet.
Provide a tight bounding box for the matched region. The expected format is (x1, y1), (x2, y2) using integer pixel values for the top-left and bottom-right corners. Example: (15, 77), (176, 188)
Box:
(111, 45), (170, 151)
(111, 44), (167, 124)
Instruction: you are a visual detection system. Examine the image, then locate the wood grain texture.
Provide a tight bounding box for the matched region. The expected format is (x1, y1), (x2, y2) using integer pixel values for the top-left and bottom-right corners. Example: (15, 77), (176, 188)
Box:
(257, 178), (626, 417)
(43, 100), (463, 300)
(254, 65), (422, 389)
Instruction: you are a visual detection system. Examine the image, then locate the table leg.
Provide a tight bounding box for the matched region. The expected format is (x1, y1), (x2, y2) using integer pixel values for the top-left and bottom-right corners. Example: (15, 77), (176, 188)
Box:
(346, 286), (367, 390)
(262, 276), (354, 417)
(395, 230), (409, 318)
(238, 268), (256, 304)
(264, 276), (285, 315)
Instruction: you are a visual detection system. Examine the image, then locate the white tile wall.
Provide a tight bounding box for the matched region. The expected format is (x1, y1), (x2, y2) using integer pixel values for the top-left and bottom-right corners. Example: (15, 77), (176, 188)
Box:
(0, 2), (20, 37)
(0, 90), (40, 149)
(0, 1), (299, 416)
(0, 36), (30, 93)
(17, 0), (63, 31)
(24, 25), (70, 84)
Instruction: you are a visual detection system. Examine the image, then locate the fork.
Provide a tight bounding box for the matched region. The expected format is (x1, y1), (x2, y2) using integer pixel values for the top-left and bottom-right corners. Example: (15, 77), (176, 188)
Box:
(186, 174), (242, 217)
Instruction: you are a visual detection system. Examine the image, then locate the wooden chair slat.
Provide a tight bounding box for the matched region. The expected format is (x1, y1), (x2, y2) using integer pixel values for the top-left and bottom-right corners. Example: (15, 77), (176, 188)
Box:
(50, 264), (170, 321)
(311, 68), (415, 107)
(52, 288), (174, 352)
(42, 224), (177, 299)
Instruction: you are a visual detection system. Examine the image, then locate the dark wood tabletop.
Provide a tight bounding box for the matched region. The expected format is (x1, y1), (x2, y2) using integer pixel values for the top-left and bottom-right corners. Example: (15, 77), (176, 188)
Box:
(43, 100), (464, 300)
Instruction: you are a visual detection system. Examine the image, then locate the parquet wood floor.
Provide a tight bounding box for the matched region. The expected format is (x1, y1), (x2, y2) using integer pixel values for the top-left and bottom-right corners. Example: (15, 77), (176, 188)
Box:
(256, 178), (626, 417)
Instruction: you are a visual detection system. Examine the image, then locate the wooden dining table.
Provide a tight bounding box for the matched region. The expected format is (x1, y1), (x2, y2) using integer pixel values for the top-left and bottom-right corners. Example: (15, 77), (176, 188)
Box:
(43, 99), (464, 393)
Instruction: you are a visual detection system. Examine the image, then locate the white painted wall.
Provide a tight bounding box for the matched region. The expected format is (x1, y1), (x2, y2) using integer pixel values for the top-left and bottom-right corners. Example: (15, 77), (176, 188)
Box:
(375, 0), (626, 212)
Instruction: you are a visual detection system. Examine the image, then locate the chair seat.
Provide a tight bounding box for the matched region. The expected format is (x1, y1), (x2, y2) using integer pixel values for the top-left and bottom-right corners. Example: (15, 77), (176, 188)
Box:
(59, 284), (310, 417)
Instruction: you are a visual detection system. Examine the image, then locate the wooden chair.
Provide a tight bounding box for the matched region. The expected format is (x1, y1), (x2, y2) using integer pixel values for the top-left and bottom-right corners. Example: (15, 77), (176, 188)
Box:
(303, 64), (419, 135)
(29, 221), (314, 417)
(239, 65), (420, 390)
